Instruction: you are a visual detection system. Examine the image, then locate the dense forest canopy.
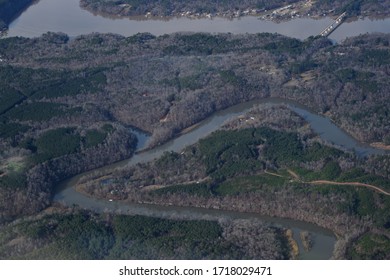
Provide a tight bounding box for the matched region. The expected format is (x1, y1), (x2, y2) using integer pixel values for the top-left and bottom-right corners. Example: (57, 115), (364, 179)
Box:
(73, 103), (390, 259)
(1, 1), (390, 258)
(1, 32), (390, 221)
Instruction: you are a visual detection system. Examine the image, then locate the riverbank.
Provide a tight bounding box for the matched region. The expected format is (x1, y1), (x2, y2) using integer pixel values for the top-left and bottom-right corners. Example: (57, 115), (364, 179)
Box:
(79, 0), (298, 20)
(0, 203), (301, 259)
(79, 0), (390, 22)
(55, 184), (337, 259)
(371, 142), (390, 151)
(60, 103), (389, 259)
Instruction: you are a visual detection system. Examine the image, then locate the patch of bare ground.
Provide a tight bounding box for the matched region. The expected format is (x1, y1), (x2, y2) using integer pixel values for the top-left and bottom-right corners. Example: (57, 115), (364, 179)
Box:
(260, 169), (390, 196)
(287, 169), (300, 180)
(308, 180), (390, 196)
(370, 142), (390, 150)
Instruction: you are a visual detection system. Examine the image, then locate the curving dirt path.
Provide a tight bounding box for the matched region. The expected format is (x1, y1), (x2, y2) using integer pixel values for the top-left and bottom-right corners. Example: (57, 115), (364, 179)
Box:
(308, 180), (390, 196)
(287, 169), (300, 180)
(264, 170), (285, 178)
(264, 169), (390, 196)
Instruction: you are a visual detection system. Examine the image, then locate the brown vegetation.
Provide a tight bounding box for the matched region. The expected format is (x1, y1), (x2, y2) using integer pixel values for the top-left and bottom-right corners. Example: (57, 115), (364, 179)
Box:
(1, 31), (390, 259)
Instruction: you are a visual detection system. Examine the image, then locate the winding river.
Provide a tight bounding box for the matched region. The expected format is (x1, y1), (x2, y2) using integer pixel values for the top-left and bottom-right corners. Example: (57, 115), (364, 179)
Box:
(54, 98), (388, 260)
(7, 0), (390, 260)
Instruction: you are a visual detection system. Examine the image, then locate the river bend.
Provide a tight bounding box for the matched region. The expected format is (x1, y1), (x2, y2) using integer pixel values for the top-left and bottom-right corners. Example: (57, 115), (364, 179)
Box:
(55, 98), (389, 260)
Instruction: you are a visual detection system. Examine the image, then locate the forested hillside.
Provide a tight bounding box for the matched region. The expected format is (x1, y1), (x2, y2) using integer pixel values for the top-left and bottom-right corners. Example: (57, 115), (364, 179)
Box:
(80, 0), (390, 19)
(80, 0), (298, 18)
(0, 209), (290, 259)
(77, 104), (390, 259)
(1, 32), (390, 220)
(1, 31), (389, 259)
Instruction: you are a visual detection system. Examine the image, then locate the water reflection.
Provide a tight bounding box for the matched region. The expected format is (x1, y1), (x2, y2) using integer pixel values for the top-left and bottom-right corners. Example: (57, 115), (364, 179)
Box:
(6, 0), (390, 40)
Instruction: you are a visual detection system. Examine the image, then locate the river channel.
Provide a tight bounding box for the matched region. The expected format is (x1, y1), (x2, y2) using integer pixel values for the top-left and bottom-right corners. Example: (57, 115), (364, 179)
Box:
(6, 0), (390, 40)
(54, 98), (389, 260)
(9, 0), (390, 260)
